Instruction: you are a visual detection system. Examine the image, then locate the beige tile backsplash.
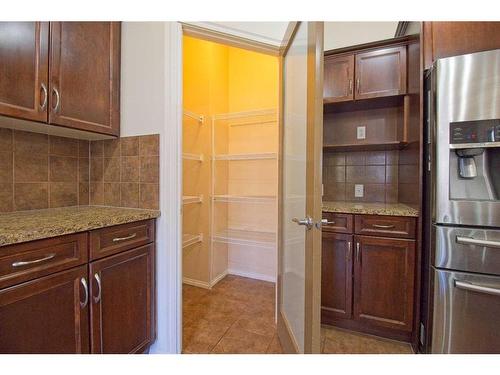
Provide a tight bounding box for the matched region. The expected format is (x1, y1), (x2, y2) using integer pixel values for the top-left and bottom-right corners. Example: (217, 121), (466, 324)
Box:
(89, 135), (159, 210)
(0, 128), (159, 212)
(323, 150), (400, 203)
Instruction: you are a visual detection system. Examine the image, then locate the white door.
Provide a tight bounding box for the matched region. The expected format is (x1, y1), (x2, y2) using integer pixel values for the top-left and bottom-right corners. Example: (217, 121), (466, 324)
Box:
(277, 22), (324, 354)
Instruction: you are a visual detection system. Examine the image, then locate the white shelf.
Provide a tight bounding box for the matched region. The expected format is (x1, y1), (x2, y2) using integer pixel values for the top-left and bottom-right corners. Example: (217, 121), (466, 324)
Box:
(183, 110), (204, 124)
(229, 119), (277, 127)
(183, 195), (203, 205)
(213, 229), (276, 248)
(214, 152), (277, 161)
(213, 108), (277, 121)
(183, 153), (204, 162)
(212, 195), (276, 204)
(183, 233), (203, 248)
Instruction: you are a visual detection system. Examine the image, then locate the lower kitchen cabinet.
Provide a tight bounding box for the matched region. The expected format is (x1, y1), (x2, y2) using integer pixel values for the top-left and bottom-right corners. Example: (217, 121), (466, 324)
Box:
(353, 235), (415, 333)
(321, 212), (416, 341)
(90, 244), (155, 354)
(0, 219), (156, 354)
(321, 232), (353, 320)
(0, 265), (90, 354)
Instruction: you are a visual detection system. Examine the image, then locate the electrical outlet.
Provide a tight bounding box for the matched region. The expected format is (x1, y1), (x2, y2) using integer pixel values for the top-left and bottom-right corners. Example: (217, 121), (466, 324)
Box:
(357, 126), (366, 140)
(354, 184), (364, 197)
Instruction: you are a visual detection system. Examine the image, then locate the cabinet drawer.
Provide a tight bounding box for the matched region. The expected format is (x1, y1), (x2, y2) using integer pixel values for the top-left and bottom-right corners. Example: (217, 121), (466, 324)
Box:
(0, 233), (88, 289)
(90, 220), (155, 260)
(354, 215), (416, 239)
(322, 212), (353, 234)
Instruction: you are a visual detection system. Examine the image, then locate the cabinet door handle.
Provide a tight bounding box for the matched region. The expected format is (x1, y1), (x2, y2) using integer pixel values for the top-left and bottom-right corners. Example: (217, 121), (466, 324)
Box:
(40, 83), (48, 111)
(80, 277), (89, 308)
(356, 78), (360, 94)
(93, 273), (102, 304)
(356, 242), (361, 263)
(348, 79), (353, 95)
(112, 233), (137, 242)
(52, 87), (60, 113)
(12, 253), (55, 267)
(346, 241), (352, 262)
(372, 224), (395, 229)
(321, 219), (336, 225)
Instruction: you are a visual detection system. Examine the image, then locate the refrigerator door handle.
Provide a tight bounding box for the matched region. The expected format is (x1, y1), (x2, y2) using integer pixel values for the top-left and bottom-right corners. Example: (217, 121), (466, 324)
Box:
(455, 279), (500, 297)
(456, 236), (500, 249)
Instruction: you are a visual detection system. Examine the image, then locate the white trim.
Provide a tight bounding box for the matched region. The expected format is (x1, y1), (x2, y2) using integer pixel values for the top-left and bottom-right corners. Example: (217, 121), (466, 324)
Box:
(228, 269), (277, 283)
(186, 22), (285, 47)
(210, 270), (228, 288)
(149, 21), (183, 355)
(182, 277), (211, 289)
(182, 270), (228, 290)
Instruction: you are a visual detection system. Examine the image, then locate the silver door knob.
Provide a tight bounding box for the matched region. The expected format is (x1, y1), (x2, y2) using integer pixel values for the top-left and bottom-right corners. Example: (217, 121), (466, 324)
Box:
(292, 216), (314, 230)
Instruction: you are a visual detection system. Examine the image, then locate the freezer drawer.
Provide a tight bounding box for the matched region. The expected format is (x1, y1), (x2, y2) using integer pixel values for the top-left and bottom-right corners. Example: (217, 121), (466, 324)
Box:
(434, 225), (500, 276)
(432, 268), (500, 353)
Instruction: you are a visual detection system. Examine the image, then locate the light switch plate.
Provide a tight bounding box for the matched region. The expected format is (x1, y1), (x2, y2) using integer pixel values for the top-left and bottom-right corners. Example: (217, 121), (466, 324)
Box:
(357, 126), (366, 140)
(354, 184), (364, 197)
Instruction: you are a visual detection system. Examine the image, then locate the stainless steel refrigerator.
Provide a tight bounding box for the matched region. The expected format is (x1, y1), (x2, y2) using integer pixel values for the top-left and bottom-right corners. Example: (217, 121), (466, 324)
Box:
(424, 49), (500, 353)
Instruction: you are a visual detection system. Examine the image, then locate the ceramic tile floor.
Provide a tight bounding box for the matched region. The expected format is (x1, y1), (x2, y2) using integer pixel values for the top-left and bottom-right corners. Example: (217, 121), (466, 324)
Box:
(182, 275), (281, 354)
(182, 275), (413, 354)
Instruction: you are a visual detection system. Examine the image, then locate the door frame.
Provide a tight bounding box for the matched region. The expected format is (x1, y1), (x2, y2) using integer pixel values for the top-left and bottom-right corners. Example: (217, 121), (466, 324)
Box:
(171, 21), (323, 354)
(276, 21), (324, 354)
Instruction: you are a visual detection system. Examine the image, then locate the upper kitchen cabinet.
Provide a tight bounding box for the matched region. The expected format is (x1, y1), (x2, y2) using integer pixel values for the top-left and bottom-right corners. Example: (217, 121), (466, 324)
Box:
(354, 46), (407, 100)
(324, 54), (354, 103)
(49, 22), (120, 136)
(423, 22), (500, 69)
(323, 44), (407, 103)
(0, 22), (49, 122)
(0, 22), (120, 137)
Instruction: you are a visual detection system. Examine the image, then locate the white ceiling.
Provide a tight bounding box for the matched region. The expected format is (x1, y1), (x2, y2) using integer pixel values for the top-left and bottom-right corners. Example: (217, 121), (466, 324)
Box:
(186, 22), (403, 50)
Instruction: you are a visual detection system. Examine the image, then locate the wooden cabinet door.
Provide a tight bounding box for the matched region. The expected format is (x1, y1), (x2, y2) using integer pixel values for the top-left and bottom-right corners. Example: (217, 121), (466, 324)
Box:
(0, 22), (49, 122)
(323, 54), (354, 103)
(355, 46), (407, 100)
(49, 22), (120, 136)
(353, 235), (415, 332)
(0, 265), (89, 353)
(89, 244), (155, 354)
(321, 232), (353, 322)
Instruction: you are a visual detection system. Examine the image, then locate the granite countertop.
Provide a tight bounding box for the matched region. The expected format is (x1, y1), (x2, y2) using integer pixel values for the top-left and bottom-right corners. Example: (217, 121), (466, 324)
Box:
(0, 206), (161, 247)
(323, 201), (419, 217)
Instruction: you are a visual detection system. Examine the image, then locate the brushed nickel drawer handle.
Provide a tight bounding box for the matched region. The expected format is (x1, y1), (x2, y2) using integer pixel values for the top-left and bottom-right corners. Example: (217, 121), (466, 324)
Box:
(321, 219), (336, 225)
(455, 280), (500, 297)
(80, 277), (89, 308)
(12, 253), (56, 267)
(112, 233), (137, 242)
(372, 224), (395, 229)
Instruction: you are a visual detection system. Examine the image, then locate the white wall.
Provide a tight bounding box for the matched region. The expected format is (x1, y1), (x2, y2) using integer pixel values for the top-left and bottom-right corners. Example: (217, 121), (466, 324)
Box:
(324, 22), (398, 51)
(121, 21), (182, 354)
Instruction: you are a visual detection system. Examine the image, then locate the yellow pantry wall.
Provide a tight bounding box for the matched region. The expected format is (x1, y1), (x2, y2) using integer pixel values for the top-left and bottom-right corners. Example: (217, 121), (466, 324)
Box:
(182, 36), (228, 286)
(183, 36), (279, 286)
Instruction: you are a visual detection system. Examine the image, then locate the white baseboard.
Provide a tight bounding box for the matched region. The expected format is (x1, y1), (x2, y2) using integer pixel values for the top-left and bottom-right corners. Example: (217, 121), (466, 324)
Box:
(228, 268), (276, 283)
(182, 277), (211, 289)
(210, 270), (228, 288)
(183, 270), (229, 290)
